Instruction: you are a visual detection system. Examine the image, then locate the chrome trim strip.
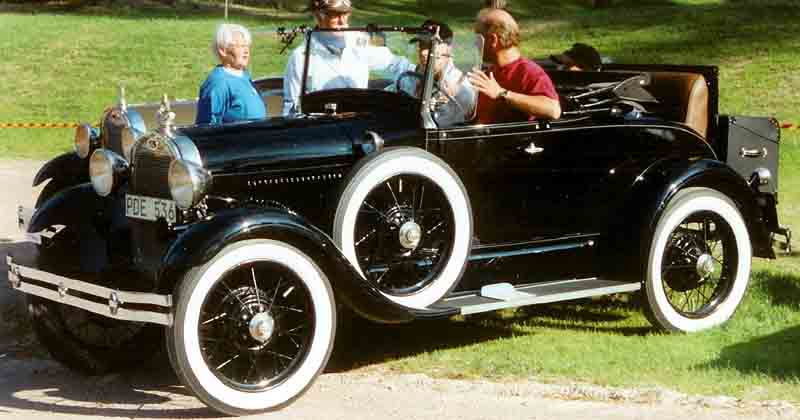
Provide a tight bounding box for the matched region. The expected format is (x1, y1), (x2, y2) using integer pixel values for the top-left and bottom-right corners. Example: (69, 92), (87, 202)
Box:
(6, 256), (172, 326)
(468, 239), (596, 261)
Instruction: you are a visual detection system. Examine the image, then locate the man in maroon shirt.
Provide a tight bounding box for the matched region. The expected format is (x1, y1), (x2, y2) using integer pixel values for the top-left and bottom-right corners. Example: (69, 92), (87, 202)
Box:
(468, 8), (561, 124)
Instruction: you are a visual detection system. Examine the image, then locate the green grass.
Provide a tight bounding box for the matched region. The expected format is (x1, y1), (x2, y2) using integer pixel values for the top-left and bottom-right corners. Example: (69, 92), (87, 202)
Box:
(2, 0), (800, 404)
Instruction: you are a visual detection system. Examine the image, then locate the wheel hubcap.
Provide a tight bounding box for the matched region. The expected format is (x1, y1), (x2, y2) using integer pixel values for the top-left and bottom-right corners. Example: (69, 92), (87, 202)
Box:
(696, 253), (715, 279)
(399, 221), (422, 250)
(248, 311), (276, 344)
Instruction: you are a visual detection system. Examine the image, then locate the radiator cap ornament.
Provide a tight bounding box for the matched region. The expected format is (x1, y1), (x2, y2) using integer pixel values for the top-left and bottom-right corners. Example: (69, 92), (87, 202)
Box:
(156, 93), (176, 138)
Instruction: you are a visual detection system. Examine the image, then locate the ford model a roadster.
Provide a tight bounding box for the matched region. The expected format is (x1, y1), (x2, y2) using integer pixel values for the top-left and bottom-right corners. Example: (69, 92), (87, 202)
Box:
(7, 24), (789, 415)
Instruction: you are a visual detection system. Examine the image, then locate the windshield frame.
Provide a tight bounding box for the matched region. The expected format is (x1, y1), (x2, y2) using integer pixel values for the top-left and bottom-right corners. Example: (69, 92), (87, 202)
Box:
(297, 25), (438, 124)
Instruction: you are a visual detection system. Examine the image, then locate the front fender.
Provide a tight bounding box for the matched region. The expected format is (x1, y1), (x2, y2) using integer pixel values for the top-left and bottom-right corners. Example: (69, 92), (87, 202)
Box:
(606, 158), (772, 282)
(32, 152), (88, 187)
(28, 183), (104, 233)
(159, 207), (456, 323)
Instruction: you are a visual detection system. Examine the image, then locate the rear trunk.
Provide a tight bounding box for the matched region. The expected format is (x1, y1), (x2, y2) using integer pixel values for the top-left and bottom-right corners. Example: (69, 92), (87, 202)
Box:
(716, 115), (781, 195)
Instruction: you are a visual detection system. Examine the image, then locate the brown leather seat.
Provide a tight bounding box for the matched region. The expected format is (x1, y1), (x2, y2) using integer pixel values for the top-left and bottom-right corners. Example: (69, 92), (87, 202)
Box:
(645, 72), (709, 138)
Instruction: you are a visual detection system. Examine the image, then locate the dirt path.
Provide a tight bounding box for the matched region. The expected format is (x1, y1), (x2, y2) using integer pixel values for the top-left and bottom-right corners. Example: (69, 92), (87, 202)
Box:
(0, 159), (796, 420)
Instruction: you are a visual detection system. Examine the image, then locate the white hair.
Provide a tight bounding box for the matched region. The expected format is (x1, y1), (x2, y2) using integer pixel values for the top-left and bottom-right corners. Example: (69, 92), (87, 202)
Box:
(211, 23), (252, 62)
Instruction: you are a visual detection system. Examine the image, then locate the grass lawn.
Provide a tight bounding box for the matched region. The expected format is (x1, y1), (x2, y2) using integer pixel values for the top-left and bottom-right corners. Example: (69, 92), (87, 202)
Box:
(2, 0), (800, 404)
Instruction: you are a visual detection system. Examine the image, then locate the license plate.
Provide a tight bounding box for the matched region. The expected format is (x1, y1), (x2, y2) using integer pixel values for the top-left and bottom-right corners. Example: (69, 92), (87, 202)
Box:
(126, 194), (176, 224)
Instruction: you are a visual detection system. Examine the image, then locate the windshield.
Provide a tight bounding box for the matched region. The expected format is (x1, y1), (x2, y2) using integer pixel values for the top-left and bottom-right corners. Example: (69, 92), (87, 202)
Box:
(283, 27), (481, 127)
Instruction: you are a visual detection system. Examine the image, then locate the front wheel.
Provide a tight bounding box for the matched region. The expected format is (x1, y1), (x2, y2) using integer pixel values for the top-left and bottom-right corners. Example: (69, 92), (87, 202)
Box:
(643, 187), (752, 332)
(28, 225), (162, 375)
(167, 240), (336, 416)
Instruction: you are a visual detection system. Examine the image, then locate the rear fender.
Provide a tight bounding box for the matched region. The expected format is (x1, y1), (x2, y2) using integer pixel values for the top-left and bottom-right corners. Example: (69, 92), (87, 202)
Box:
(32, 152), (88, 187)
(606, 158), (773, 282)
(159, 207), (456, 323)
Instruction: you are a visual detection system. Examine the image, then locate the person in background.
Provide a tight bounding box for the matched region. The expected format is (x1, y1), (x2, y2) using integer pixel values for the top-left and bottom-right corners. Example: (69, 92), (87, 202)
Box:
(196, 23), (267, 125)
(282, 0), (412, 116)
(468, 8), (560, 124)
(402, 19), (477, 125)
(551, 43), (602, 71)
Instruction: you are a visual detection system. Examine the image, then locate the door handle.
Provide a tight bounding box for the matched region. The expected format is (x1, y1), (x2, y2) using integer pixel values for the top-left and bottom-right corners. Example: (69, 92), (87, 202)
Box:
(739, 147), (767, 158)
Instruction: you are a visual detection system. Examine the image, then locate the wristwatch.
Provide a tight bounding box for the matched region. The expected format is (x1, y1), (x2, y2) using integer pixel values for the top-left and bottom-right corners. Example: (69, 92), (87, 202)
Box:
(498, 89), (510, 101)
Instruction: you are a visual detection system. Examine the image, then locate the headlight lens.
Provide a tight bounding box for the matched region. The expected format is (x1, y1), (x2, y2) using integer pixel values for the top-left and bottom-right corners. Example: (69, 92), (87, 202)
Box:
(73, 123), (94, 159)
(89, 149), (128, 197)
(169, 160), (211, 209)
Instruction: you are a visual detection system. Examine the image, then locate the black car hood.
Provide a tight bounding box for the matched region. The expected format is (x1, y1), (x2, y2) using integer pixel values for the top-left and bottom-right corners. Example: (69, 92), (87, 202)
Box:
(177, 114), (367, 174)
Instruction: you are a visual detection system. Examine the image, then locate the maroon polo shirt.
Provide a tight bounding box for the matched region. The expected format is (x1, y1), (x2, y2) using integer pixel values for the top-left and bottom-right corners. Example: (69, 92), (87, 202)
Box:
(476, 57), (558, 124)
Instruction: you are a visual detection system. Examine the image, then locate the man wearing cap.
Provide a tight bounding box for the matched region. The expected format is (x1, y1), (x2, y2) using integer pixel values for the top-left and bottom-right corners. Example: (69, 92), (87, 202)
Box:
(397, 20), (477, 125)
(468, 8), (560, 124)
(282, 0), (413, 115)
(551, 43), (602, 71)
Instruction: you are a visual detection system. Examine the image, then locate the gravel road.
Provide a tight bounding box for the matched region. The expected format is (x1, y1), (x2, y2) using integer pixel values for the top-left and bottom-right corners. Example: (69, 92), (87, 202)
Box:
(0, 159), (796, 420)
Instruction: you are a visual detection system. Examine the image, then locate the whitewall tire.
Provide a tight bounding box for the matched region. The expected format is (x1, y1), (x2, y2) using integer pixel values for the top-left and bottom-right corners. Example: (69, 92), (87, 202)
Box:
(333, 147), (472, 309)
(167, 240), (336, 415)
(644, 187), (752, 332)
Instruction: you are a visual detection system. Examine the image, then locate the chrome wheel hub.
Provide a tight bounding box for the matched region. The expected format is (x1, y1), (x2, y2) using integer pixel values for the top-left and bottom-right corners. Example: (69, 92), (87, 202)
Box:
(399, 221), (422, 250)
(696, 253), (715, 279)
(249, 312), (276, 344)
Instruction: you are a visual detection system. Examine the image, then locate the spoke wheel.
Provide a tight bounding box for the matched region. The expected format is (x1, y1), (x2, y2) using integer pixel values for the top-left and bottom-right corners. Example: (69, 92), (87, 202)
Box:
(199, 261), (315, 391)
(644, 188), (752, 332)
(168, 240), (336, 416)
(660, 213), (736, 318)
(334, 147), (472, 309)
(354, 174), (455, 296)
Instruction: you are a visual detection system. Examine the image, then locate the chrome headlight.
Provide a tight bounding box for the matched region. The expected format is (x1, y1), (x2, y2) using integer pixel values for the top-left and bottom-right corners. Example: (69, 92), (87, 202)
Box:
(73, 123), (96, 159)
(168, 159), (212, 209)
(89, 149), (129, 197)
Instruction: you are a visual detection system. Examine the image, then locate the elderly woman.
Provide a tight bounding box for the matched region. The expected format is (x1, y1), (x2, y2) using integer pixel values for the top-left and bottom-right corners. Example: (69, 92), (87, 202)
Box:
(196, 24), (267, 125)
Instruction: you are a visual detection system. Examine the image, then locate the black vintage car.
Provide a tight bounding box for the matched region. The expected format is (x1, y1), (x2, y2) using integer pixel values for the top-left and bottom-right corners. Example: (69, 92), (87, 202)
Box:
(7, 25), (790, 415)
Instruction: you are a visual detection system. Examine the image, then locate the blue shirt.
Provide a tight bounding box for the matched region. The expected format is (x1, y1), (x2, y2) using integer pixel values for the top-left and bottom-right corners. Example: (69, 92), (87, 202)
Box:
(196, 66), (267, 125)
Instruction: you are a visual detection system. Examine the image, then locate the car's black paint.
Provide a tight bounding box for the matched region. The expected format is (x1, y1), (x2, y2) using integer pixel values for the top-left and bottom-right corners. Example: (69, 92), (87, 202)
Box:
(28, 62), (781, 324)
(32, 152), (88, 187)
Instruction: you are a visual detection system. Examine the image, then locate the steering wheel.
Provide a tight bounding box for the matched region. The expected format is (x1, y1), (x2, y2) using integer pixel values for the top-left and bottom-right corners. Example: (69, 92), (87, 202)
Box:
(395, 70), (424, 96)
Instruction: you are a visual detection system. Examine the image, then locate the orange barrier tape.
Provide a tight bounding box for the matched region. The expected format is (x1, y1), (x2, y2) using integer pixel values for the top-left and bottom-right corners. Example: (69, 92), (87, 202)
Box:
(0, 122), (80, 129)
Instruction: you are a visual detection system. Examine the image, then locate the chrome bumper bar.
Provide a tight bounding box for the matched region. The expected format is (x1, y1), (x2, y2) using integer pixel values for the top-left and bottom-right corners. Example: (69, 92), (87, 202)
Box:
(6, 256), (172, 326)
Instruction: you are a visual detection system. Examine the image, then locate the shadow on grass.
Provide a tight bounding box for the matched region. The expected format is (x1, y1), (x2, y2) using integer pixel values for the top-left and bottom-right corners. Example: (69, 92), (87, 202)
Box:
(752, 270), (800, 310)
(0, 0), (309, 23)
(327, 296), (651, 372)
(701, 325), (800, 381)
(326, 313), (516, 372)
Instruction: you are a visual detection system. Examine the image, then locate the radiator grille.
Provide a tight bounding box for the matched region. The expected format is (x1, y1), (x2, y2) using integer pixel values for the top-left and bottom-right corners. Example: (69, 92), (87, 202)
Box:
(130, 135), (175, 199)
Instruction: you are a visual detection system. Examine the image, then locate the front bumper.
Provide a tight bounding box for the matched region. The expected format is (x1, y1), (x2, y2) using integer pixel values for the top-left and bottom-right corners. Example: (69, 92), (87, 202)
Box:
(6, 255), (173, 326)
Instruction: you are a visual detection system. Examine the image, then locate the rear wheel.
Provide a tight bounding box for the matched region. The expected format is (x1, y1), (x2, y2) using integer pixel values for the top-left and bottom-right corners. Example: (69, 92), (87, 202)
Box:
(333, 148), (472, 309)
(167, 240), (336, 415)
(643, 188), (752, 332)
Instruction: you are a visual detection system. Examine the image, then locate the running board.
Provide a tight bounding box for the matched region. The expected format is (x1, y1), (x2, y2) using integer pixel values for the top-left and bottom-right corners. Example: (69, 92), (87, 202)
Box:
(437, 279), (641, 315)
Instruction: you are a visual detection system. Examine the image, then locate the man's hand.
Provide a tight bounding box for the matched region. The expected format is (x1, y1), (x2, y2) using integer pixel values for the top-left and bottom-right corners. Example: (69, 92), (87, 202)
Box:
(467, 69), (504, 99)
